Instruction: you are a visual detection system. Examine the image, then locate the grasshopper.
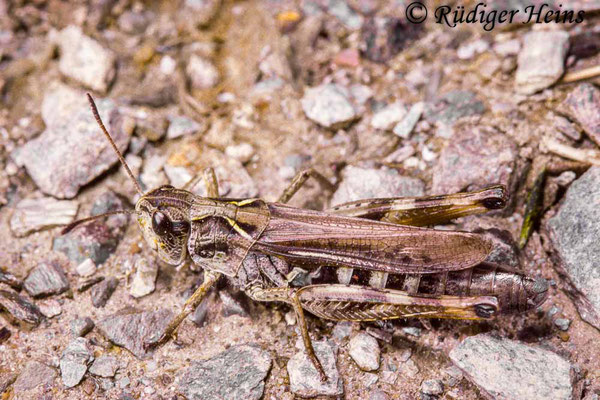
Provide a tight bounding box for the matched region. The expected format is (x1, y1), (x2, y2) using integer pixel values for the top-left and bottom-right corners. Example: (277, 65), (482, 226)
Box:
(64, 94), (548, 381)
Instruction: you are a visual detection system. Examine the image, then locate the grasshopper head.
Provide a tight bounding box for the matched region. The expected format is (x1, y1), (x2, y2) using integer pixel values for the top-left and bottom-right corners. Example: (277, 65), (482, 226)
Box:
(135, 185), (194, 265)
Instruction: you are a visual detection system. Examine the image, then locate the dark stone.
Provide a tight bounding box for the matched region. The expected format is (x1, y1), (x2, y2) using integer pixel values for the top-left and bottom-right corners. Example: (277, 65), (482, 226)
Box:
(96, 308), (173, 358)
(177, 344), (272, 400)
(91, 277), (119, 308)
(0, 289), (44, 326)
(77, 276), (105, 293)
(219, 291), (248, 317)
(53, 191), (130, 265)
(0, 269), (22, 290)
(0, 326), (10, 345)
(23, 261), (70, 298)
(360, 17), (421, 63)
(89, 355), (119, 377)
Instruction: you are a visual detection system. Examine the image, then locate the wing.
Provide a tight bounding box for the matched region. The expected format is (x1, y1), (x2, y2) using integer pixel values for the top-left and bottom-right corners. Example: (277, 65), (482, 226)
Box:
(326, 185), (508, 226)
(254, 203), (492, 274)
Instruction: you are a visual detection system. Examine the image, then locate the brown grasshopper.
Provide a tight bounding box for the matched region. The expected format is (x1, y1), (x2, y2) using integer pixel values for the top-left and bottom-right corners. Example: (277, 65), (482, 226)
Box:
(64, 94), (548, 381)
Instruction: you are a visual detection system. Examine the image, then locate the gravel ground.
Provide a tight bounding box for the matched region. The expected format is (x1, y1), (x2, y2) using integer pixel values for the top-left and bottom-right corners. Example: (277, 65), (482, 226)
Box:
(1, 1), (600, 399)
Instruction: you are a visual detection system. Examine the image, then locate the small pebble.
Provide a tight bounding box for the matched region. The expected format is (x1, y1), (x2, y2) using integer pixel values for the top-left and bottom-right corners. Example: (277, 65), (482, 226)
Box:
(129, 258), (158, 298)
(186, 55), (219, 90)
(421, 379), (444, 396)
(287, 340), (343, 397)
(402, 326), (422, 337)
(348, 332), (380, 371)
(91, 277), (119, 308)
(70, 317), (95, 337)
(10, 197), (78, 237)
(393, 102), (424, 139)
(24, 261), (70, 298)
(219, 291), (248, 317)
(89, 355), (119, 378)
(225, 143), (255, 164)
(301, 84), (357, 129)
(167, 115), (201, 139)
(0, 289), (44, 326)
(60, 337), (94, 388)
(370, 102), (407, 131)
(554, 318), (571, 331)
(75, 259), (96, 277)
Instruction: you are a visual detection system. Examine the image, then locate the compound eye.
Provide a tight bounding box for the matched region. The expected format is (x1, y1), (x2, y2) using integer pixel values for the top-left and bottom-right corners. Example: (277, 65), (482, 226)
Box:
(152, 211), (172, 236)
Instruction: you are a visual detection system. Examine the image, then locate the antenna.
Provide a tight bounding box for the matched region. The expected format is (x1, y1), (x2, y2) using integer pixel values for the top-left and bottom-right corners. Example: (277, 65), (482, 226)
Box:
(87, 93), (144, 196)
(62, 210), (137, 234)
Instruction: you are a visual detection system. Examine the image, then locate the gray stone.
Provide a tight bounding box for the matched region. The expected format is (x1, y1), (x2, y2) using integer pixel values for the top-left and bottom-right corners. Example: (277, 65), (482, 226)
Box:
(129, 258), (158, 298)
(424, 90), (485, 127)
(431, 127), (517, 194)
(301, 84), (357, 129)
(117, 10), (152, 34)
(187, 55), (219, 90)
(515, 30), (569, 95)
(331, 165), (424, 206)
(89, 355), (119, 378)
(360, 17), (418, 63)
(393, 102), (424, 139)
(167, 115), (202, 139)
(60, 337), (94, 388)
(332, 321), (354, 341)
(287, 340), (343, 397)
(9, 197), (78, 237)
(554, 318), (571, 331)
(369, 390), (390, 400)
(442, 365), (464, 387)
(12, 82), (132, 199)
(38, 299), (62, 318)
(421, 379), (444, 395)
(449, 334), (574, 400)
(24, 261), (70, 298)
(0, 372), (17, 394)
(140, 154), (168, 191)
(370, 102), (407, 131)
(349, 332), (380, 371)
(219, 291), (248, 317)
(55, 26), (116, 93)
(402, 326), (422, 337)
(559, 83), (600, 146)
(53, 191), (130, 265)
(177, 344), (271, 400)
(91, 277), (119, 308)
(132, 110), (168, 142)
(70, 317), (94, 337)
(0, 290), (44, 326)
(97, 308), (173, 358)
(13, 361), (57, 393)
(0, 270), (22, 290)
(549, 167), (600, 329)
(164, 164), (193, 188)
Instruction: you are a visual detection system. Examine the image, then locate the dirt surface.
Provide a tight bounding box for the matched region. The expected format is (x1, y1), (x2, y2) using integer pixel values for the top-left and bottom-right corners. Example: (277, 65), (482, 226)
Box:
(1, 0), (600, 399)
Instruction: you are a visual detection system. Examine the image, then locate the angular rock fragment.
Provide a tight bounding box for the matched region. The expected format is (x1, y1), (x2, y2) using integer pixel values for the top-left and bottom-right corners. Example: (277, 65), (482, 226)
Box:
(348, 332), (380, 371)
(421, 379), (444, 396)
(0, 371), (16, 393)
(10, 197), (78, 237)
(60, 337), (94, 388)
(13, 361), (57, 394)
(12, 83), (132, 199)
(549, 166), (600, 329)
(370, 102), (406, 131)
(178, 0), (222, 28)
(89, 355), (119, 378)
(360, 17), (420, 63)
(129, 258), (158, 298)
(450, 334), (574, 400)
(55, 25), (116, 93)
(0, 270), (22, 290)
(91, 277), (119, 308)
(75, 259), (96, 277)
(96, 308), (173, 358)
(38, 299), (62, 318)
(24, 261), (70, 298)
(515, 30), (569, 95)
(70, 317), (95, 337)
(559, 83), (600, 146)
(301, 84), (357, 129)
(167, 115), (202, 139)
(53, 191), (130, 265)
(331, 165), (424, 206)
(219, 291), (248, 317)
(424, 90), (485, 128)
(287, 340), (343, 397)
(177, 344), (271, 400)
(393, 102), (424, 139)
(431, 127), (517, 194)
(0, 290), (44, 326)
